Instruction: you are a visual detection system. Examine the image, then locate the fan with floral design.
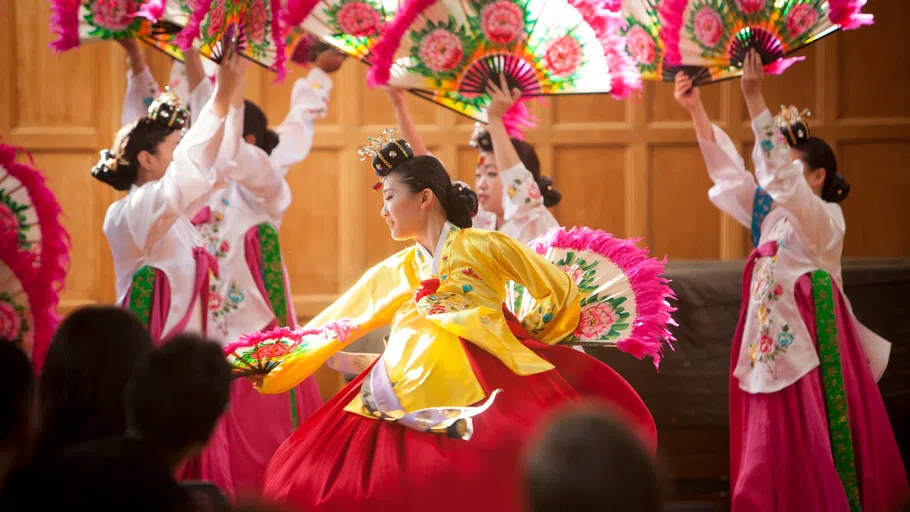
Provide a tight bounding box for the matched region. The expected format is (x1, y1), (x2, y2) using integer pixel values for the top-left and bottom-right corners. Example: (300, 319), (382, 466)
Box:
(49, 0), (158, 53)
(0, 143), (69, 370)
(619, 0), (710, 83)
(365, 0), (641, 125)
(285, 0), (402, 62)
(224, 320), (358, 378)
(658, 0), (873, 85)
(138, 0), (293, 79)
(505, 226), (676, 367)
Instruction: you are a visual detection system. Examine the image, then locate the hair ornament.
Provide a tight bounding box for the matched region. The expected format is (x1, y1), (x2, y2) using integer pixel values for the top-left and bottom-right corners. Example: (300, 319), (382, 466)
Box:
(469, 122), (493, 152)
(359, 128), (415, 191)
(773, 105), (811, 146)
(91, 149), (121, 179)
(148, 87), (189, 131)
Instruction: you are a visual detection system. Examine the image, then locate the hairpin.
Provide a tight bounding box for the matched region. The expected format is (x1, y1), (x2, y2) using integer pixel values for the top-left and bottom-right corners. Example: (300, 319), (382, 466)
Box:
(91, 149), (120, 178)
(469, 122), (485, 149)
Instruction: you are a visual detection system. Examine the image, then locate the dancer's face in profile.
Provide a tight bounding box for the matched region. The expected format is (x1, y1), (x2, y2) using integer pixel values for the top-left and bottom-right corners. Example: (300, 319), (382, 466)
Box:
(475, 152), (503, 216)
(381, 173), (429, 241)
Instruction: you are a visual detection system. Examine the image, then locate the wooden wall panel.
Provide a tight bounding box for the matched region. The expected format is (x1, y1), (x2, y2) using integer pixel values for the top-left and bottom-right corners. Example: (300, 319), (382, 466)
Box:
(2, 0), (909, 326)
(649, 146), (722, 259)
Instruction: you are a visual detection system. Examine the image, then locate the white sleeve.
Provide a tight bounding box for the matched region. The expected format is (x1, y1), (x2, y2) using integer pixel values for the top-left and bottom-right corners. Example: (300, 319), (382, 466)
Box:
(188, 77), (215, 126)
(232, 142), (292, 220)
(697, 124), (759, 229)
(121, 66), (160, 127)
(500, 161), (548, 223)
(268, 67), (334, 176)
(122, 100), (242, 252)
(751, 109), (845, 255)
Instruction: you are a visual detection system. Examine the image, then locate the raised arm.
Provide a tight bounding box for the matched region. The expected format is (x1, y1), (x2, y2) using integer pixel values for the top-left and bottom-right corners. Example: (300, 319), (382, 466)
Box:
(119, 38), (160, 127)
(123, 47), (247, 252)
(675, 71), (757, 228)
(387, 87), (431, 156)
(742, 52), (844, 255)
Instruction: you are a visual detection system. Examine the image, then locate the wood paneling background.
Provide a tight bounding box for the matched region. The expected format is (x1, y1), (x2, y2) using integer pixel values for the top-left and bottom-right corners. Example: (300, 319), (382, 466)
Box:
(3, 0), (909, 324)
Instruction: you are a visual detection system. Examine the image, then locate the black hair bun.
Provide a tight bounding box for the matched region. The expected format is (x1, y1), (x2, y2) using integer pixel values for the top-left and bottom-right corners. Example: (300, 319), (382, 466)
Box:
(262, 129), (280, 155)
(91, 149), (135, 192)
(448, 181), (479, 228)
(371, 138), (415, 177)
(823, 174), (851, 203)
(536, 176), (561, 208)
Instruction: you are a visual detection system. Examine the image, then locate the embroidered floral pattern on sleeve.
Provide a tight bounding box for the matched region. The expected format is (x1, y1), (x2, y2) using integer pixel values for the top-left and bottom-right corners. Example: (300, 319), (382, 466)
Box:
(747, 255), (791, 374)
(210, 280), (245, 335)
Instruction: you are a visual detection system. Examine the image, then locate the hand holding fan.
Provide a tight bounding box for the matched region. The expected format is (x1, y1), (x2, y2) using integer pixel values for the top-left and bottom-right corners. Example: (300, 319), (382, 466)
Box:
(366, 0), (641, 125)
(0, 143), (70, 370)
(224, 319), (359, 381)
(139, 0), (292, 80)
(506, 226), (676, 367)
(659, 0), (874, 85)
(50, 0), (157, 53)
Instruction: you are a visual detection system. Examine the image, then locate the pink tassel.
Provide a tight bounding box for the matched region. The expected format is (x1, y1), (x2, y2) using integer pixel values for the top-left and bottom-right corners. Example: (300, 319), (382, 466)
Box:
(176, 0), (214, 50)
(136, 0), (167, 21)
(501, 99), (538, 140)
(48, 0), (82, 54)
(657, 0), (688, 66)
(284, 0), (321, 27)
(828, 0), (874, 29)
(763, 55), (804, 75)
(367, 0), (438, 87)
(0, 144), (71, 373)
(531, 226), (677, 368)
(269, 0), (288, 82)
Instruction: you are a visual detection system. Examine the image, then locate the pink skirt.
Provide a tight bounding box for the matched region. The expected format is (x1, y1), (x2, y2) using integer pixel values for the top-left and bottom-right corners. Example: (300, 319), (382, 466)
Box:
(729, 252), (908, 511)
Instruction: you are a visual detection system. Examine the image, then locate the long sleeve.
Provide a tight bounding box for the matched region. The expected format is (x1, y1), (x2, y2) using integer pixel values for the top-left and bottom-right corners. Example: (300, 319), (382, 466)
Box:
(258, 249), (419, 393)
(269, 67), (333, 176)
(422, 231), (580, 376)
(121, 66), (161, 127)
(500, 162), (545, 221)
(120, 101), (242, 253)
(188, 76), (214, 126)
(750, 109), (845, 255)
(222, 105), (292, 219)
(697, 124), (759, 228)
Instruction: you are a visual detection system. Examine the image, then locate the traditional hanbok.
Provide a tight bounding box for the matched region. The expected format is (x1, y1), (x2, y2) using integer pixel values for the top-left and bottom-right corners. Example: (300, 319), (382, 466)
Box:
(242, 223), (656, 511)
(106, 97), (240, 342)
(122, 65), (334, 496)
(698, 109), (907, 511)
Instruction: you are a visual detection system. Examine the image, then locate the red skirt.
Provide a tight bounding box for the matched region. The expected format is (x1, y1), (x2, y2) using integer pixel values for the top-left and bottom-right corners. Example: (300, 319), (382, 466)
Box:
(262, 306), (656, 511)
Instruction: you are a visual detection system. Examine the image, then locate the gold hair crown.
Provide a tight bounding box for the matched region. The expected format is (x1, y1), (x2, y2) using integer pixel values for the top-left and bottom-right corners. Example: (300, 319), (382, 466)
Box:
(148, 87), (189, 129)
(357, 127), (398, 164)
(774, 105), (811, 142)
(358, 128), (413, 190)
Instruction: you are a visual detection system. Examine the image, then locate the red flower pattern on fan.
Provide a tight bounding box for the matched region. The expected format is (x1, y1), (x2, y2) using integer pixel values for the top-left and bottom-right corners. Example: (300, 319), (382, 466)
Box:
(92, 0), (136, 30)
(733, 0), (764, 15)
(338, 2), (382, 37)
(0, 204), (17, 240)
(481, 1), (524, 44)
(0, 302), (22, 340)
(419, 29), (465, 72)
(786, 4), (819, 39)
(542, 35), (582, 77)
(625, 25), (656, 66)
(693, 6), (723, 48)
(574, 302), (617, 340)
(246, 0), (268, 43)
(206, 0), (227, 37)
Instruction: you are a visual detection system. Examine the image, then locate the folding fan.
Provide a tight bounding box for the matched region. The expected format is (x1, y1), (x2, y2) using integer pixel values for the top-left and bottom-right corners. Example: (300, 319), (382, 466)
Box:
(49, 0), (154, 53)
(0, 143), (68, 370)
(658, 0), (874, 85)
(619, 0), (706, 83)
(285, 0), (402, 62)
(224, 320), (358, 378)
(138, 0), (292, 79)
(505, 226), (676, 367)
(365, 0), (641, 125)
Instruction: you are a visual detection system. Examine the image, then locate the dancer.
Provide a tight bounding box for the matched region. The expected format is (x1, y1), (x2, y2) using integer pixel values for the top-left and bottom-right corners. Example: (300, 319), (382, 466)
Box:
(118, 42), (346, 496)
(232, 131), (656, 511)
(98, 42), (246, 341)
(674, 49), (907, 511)
(386, 75), (561, 244)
